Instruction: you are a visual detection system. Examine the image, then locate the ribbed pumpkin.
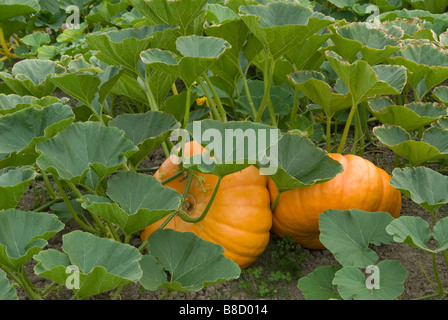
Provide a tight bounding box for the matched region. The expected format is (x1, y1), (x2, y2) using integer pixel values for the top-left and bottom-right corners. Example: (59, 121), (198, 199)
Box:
(268, 153), (402, 250)
(140, 141), (272, 269)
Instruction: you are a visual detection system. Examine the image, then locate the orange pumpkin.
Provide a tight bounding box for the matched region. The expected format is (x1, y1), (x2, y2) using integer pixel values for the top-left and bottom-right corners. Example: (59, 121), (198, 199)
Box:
(268, 153), (402, 250)
(140, 141), (272, 269)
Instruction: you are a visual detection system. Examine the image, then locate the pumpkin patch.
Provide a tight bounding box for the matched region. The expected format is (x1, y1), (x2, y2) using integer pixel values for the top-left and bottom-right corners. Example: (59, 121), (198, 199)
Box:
(3, 0), (448, 302)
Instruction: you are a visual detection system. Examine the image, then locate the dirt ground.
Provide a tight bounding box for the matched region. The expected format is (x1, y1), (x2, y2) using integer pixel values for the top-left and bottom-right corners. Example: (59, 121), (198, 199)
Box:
(13, 143), (448, 301)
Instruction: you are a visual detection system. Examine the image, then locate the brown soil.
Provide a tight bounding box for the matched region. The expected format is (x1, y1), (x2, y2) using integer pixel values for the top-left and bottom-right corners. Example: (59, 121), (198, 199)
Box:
(13, 144), (448, 301)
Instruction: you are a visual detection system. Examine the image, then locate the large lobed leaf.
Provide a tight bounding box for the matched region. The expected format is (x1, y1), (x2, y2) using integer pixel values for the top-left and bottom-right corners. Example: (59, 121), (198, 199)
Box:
(139, 229), (240, 293)
(390, 166), (448, 213)
(0, 209), (64, 271)
(0, 103), (74, 168)
(374, 125), (448, 165)
(35, 121), (138, 190)
(34, 230), (142, 299)
(0, 167), (36, 210)
(319, 209), (395, 268)
(80, 172), (182, 235)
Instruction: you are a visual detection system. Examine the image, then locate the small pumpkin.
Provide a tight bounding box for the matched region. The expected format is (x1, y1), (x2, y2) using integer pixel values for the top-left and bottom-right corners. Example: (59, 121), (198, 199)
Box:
(268, 153), (402, 250)
(140, 141), (272, 269)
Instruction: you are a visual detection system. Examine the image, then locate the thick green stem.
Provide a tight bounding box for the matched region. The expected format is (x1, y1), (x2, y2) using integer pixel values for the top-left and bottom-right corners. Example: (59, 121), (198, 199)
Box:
(289, 87), (301, 126)
(178, 175), (223, 223)
(106, 220), (122, 242)
(432, 253), (445, 295)
(198, 78), (222, 122)
(40, 169), (59, 199)
(159, 289), (172, 300)
(255, 49), (277, 126)
(337, 102), (359, 154)
(240, 71), (257, 119)
(202, 72), (227, 122)
(351, 109), (361, 155)
(54, 178), (99, 235)
(160, 170), (184, 185)
(183, 86), (192, 128)
(34, 197), (63, 212)
(1, 266), (42, 300)
(0, 25), (20, 59)
(140, 68), (173, 158)
(442, 251), (448, 269)
(326, 113), (332, 152)
(403, 83), (409, 104)
(359, 102), (374, 144)
(270, 192), (281, 212)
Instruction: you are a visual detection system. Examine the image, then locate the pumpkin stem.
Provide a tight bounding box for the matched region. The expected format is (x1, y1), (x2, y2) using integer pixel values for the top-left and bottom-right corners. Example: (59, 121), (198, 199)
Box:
(270, 192), (281, 212)
(160, 170), (184, 185)
(178, 175), (223, 224)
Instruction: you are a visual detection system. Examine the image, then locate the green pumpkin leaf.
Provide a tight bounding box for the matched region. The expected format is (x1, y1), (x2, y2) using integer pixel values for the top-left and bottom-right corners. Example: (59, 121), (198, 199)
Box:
(432, 85), (448, 104)
(49, 65), (124, 117)
(85, 25), (179, 72)
(288, 71), (352, 118)
(319, 209), (395, 268)
(34, 230), (142, 299)
(326, 51), (406, 105)
(388, 42), (448, 101)
(80, 172), (182, 235)
(0, 209), (64, 271)
(390, 166), (448, 213)
(0, 0), (40, 22)
(420, 0), (448, 13)
(333, 260), (407, 300)
(239, 2), (334, 60)
(138, 255), (167, 291)
(268, 133), (343, 193)
(0, 94), (64, 116)
(35, 122), (138, 191)
(327, 0), (359, 8)
(86, 0), (129, 26)
(0, 103), (74, 168)
(329, 22), (401, 65)
(386, 216), (448, 253)
(129, 0), (207, 35)
(368, 98), (447, 132)
(110, 72), (148, 105)
(109, 111), (180, 168)
(205, 19), (251, 93)
(0, 167), (36, 210)
(0, 268), (18, 300)
(142, 36), (231, 88)
(140, 229), (240, 293)
(0, 60), (59, 97)
(373, 125), (448, 165)
(297, 265), (342, 300)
